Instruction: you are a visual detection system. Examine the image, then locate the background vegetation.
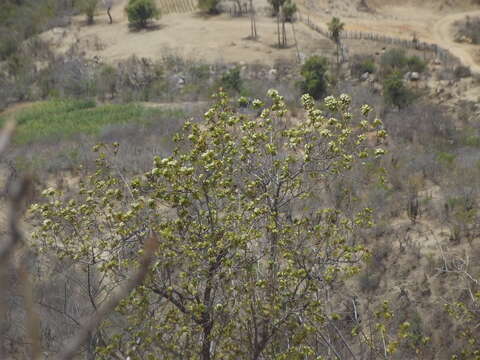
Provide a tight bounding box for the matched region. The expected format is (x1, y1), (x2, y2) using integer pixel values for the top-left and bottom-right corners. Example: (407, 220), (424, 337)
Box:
(0, 0), (479, 359)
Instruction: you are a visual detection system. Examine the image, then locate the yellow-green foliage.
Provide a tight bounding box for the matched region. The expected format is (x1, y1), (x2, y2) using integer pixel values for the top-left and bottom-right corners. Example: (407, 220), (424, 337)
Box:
(0, 99), (182, 144)
(31, 90), (389, 359)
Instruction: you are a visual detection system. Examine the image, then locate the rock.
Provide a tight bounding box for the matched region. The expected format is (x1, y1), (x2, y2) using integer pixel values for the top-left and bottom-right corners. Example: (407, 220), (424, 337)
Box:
(360, 72), (370, 81)
(410, 72), (420, 81)
(404, 72), (412, 81)
(267, 68), (278, 81)
(172, 74), (185, 87)
(92, 55), (103, 64)
(434, 58), (442, 65)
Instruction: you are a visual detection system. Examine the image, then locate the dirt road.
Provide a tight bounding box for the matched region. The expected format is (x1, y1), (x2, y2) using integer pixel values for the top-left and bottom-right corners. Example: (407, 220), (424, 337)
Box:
(432, 10), (480, 74)
(297, 0), (480, 74)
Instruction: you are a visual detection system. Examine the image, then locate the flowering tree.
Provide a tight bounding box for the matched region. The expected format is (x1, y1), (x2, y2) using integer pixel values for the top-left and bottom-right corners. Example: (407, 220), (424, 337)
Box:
(31, 90), (388, 359)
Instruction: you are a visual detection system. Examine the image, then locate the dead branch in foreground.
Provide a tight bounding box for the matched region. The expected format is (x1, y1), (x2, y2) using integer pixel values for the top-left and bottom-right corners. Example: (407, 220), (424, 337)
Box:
(55, 234), (158, 360)
(1, 121), (158, 359)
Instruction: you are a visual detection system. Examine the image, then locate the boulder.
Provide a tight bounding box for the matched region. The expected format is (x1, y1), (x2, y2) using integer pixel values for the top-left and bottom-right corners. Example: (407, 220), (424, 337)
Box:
(410, 72), (420, 81)
(360, 72), (370, 81)
(267, 68), (278, 81)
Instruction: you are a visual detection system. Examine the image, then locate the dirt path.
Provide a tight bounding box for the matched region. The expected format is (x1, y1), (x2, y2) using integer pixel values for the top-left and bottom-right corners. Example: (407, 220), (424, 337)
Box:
(432, 10), (480, 74)
(0, 102), (38, 119)
(297, 0), (480, 74)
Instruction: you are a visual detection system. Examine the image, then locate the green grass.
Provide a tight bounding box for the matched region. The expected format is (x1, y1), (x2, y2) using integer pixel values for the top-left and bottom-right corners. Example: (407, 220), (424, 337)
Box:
(0, 99), (183, 145)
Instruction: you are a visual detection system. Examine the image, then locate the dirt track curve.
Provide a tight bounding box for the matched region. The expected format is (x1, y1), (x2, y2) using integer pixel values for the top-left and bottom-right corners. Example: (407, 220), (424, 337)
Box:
(296, 0), (480, 74)
(432, 10), (480, 74)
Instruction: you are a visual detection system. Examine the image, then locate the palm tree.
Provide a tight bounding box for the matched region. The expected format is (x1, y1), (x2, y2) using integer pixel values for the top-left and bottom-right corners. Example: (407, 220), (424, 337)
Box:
(328, 16), (344, 69)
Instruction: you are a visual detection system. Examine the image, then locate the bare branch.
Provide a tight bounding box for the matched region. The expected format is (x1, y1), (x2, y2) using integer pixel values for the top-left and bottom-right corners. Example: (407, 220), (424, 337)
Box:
(19, 259), (41, 360)
(0, 120), (15, 157)
(55, 234), (159, 360)
(0, 176), (31, 264)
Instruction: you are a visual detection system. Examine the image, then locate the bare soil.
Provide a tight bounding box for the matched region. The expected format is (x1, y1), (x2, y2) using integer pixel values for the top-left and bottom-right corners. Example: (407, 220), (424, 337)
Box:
(296, 0), (480, 73)
(40, 0), (331, 65)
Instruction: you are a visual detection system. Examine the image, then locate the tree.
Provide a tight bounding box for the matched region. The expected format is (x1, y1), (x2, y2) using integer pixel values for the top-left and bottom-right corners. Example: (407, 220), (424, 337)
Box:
(220, 66), (243, 93)
(282, 0), (297, 22)
(383, 71), (413, 109)
(198, 0), (220, 14)
(31, 90), (386, 359)
(268, 0), (284, 16)
(103, 0), (114, 24)
(328, 16), (345, 69)
(298, 55), (329, 99)
(248, 0), (257, 39)
(79, 0), (99, 25)
(125, 0), (159, 29)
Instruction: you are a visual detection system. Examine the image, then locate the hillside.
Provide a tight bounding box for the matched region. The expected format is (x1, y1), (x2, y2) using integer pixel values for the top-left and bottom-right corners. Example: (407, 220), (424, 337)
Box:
(0, 0), (479, 359)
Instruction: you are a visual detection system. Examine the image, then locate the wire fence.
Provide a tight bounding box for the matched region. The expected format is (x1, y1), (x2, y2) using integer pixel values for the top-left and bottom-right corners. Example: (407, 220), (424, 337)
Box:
(158, 0), (197, 14)
(298, 13), (461, 68)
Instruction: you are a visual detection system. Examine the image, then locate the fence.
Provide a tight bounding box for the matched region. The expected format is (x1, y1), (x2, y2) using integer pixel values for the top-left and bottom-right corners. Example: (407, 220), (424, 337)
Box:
(298, 13), (461, 68)
(157, 0), (197, 14)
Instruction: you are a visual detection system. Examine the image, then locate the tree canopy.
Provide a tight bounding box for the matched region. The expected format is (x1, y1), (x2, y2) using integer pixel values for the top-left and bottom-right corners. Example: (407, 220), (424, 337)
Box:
(299, 55), (330, 100)
(125, 0), (159, 28)
(31, 89), (389, 359)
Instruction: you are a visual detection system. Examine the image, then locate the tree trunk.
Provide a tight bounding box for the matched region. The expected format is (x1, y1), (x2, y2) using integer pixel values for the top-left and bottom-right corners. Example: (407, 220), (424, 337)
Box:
(107, 7), (112, 24)
(85, 332), (96, 360)
(201, 322), (213, 360)
(277, 12), (281, 47)
(249, 0), (257, 39)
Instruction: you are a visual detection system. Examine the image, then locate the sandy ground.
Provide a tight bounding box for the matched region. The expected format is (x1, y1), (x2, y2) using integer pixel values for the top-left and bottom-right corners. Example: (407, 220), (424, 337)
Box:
(40, 0), (330, 65)
(432, 10), (480, 73)
(296, 0), (480, 74)
(38, 0), (480, 74)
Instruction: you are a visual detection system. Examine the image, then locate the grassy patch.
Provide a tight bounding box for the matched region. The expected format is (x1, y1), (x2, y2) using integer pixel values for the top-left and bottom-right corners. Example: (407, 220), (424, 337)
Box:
(0, 99), (184, 145)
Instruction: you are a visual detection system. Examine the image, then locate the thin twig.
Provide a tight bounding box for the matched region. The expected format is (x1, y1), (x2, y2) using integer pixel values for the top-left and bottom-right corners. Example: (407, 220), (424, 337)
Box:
(0, 176), (31, 264)
(19, 259), (41, 360)
(55, 234), (159, 360)
(0, 120), (15, 157)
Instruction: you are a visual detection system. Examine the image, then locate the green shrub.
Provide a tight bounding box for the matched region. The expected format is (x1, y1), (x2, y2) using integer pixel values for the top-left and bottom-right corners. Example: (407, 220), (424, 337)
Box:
(462, 134), (480, 147)
(282, 0), (297, 22)
(220, 67), (243, 93)
(298, 55), (329, 100)
(381, 48), (408, 73)
(381, 48), (427, 76)
(383, 71), (414, 108)
(406, 55), (427, 73)
(125, 0), (160, 28)
(198, 0), (220, 14)
(268, 0), (284, 16)
(78, 0), (99, 24)
(351, 54), (376, 77)
(436, 151), (456, 167)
